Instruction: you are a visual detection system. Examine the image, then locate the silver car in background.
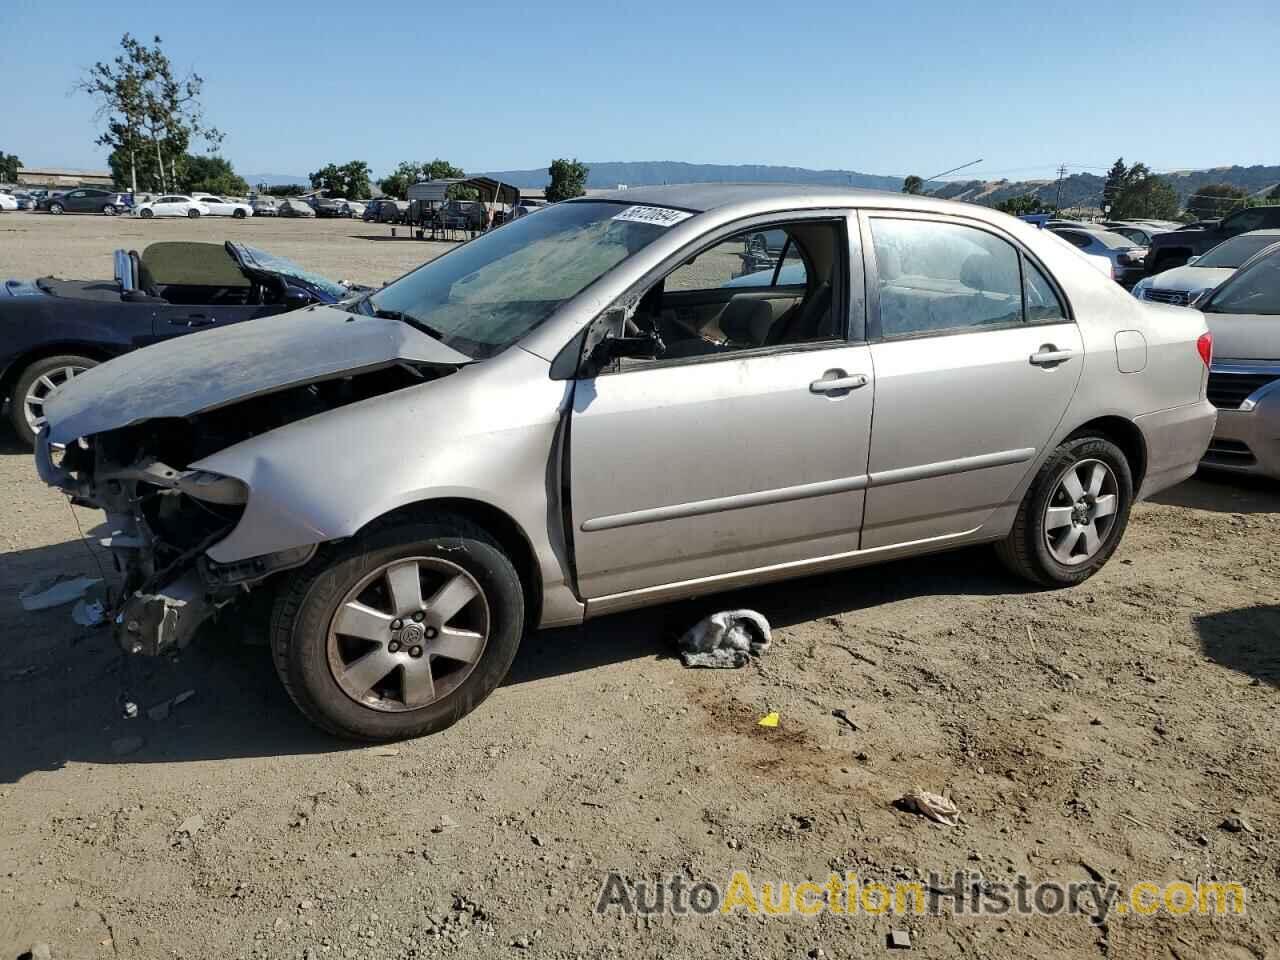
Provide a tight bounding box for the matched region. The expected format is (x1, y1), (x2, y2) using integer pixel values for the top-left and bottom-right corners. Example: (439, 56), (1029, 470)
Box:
(1133, 230), (1280, 307)
(1050, 226), (1149, 287)
(1197, 244), (1280, 477)
(35, 185), (1216, 740)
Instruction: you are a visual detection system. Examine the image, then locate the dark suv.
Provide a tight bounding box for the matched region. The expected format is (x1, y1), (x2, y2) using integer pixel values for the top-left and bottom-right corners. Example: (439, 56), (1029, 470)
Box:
(38, 188), (130, 215)
(1146, 205), (1280, 275)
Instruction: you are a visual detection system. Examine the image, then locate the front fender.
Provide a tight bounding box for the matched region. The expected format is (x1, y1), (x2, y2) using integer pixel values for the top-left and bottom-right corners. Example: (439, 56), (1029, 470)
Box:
(192, 347), (584, 625)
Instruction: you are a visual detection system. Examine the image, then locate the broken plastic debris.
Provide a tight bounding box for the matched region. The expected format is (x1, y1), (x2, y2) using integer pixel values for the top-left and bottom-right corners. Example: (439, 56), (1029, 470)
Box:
(896, 787), (960, 826)
(678, 609), (772, 668)
(72, 597), (107, 627)
(757, 712), (780, 728)
(19, 575), (102, 611)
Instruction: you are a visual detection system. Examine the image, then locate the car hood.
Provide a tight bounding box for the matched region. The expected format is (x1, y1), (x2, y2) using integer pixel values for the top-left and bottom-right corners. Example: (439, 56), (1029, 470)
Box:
(1205, 313), (1280, 362)
(1146, 265), (1234, 292)
(43, 305), (472, 444)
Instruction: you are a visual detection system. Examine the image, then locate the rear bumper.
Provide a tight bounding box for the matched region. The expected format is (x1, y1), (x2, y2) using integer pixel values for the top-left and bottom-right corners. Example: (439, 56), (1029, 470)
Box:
(1134, 399), (1217, 499)
(1204, 388), (1280, 480)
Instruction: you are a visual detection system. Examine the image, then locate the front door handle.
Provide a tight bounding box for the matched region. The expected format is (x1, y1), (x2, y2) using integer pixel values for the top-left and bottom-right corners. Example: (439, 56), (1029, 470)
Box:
(810, 371), (869, 395)
(1030, 346), (1074, 366)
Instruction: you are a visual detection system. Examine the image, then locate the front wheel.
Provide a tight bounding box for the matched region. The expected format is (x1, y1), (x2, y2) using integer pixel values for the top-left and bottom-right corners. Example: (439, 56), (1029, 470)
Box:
(102, 204), (116, 215)
(187, 208), (201, 219)
(270, 514), (525, 740)
(995, 435), (1133, 587)
(48, 202), (64, 215)
(233, 208), (247, 219)
(9, 354), (98, 447)
(140, 208), (154, 219)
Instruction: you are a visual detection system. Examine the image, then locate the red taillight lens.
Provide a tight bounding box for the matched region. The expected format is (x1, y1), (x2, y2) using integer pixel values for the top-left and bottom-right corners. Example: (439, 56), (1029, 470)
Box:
(1197, 332), (1213, 368)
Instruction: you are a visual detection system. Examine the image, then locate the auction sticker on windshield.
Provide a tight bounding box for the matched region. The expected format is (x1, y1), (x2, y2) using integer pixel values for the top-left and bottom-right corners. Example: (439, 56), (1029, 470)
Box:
(612, 205), (695, 228)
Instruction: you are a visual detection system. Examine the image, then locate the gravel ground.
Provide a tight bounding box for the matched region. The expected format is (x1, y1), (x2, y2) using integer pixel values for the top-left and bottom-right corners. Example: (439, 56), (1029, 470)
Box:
(2, 212), (1279, 960)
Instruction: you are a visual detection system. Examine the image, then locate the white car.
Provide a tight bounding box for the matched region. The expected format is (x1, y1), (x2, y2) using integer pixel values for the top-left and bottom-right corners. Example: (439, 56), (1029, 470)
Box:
(135, 195), (212, 219)
(0, 193), (18, 212)
(192, 195), (254, 218)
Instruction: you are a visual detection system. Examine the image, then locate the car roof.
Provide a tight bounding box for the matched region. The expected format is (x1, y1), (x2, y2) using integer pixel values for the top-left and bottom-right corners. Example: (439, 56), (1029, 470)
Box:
(578, 182), (959, 216)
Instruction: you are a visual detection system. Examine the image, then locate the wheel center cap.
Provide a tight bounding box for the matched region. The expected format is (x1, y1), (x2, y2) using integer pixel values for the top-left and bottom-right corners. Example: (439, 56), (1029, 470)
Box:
(400, 622), (425, 644)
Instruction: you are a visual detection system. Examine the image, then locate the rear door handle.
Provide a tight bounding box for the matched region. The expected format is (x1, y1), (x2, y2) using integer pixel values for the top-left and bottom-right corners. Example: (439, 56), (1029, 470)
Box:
(1030, 347), (1074, 366)
(810, 372), (869, 394)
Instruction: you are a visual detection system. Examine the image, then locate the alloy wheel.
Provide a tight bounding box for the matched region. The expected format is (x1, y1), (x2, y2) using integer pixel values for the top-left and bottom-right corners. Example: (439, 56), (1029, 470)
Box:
(326, 557), (490, 712)
(1043, 458), (1120, 566)
(24, 364), (87, 434)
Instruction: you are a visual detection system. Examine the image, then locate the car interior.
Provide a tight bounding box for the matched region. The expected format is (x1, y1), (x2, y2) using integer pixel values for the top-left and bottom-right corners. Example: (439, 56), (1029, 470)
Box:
(117, 242), (296, 306)
(623, 221), (842, 361)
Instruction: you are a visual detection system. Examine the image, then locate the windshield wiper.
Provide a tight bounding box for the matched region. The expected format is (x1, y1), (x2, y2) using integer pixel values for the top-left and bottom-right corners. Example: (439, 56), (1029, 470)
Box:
(371, 307), (446, 341)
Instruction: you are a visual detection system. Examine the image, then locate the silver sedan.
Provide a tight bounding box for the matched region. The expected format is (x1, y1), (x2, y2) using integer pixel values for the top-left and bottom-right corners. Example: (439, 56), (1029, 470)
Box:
(37, 185), (1217, 739)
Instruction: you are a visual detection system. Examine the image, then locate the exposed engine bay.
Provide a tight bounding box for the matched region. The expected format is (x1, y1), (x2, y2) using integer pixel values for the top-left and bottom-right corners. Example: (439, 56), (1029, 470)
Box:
(41, 362), (456, 656)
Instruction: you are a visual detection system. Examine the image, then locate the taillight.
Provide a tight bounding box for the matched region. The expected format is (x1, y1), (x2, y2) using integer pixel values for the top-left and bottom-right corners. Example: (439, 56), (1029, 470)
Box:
(1197, 332), (1213, 368)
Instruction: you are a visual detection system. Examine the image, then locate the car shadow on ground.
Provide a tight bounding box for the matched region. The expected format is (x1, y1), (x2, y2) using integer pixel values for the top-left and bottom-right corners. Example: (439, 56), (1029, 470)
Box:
(1150, 470), (1280, 514)
(1194, 604), (1280, 688)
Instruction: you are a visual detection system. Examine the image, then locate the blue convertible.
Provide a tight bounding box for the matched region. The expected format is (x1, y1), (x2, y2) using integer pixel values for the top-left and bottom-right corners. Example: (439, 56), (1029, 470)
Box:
(1, 241), (367, 446)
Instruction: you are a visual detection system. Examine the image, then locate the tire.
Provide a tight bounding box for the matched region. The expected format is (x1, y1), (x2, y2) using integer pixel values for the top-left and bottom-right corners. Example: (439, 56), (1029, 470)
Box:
(102, 204), (116, 216)
(187, 208), (201, 219)
(9, 354), (99, 447)
(233, 208), (247, 219)
(140, 208), (154, 219)
(48, 202), (64, 215)
(270, 513), (525, 740)
(995, 435), (1133, 588)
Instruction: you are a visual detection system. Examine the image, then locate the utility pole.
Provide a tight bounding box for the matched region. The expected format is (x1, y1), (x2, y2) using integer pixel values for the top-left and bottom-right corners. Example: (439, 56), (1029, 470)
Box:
(1053, 164), (1068, 212)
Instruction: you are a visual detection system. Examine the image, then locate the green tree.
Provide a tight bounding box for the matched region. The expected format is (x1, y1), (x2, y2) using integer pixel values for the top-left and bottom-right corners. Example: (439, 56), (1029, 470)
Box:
(546, 158), (588, 202)
(309, 160), (372, 199)
(0, 151), (20, 182)
(1102, 157), (1129, 213)
(262, 183), (306, 197)
(1186, 183), (1247, 220)
(1269, 183), (1280, 201)
(183, 155), (249, 195)
(377, 159), (467, 199)
(901, 174), (924, 195)
(1111, 173), (1179, 220)
(995, 193), (1049, 216)
(77, 34), (222, 194)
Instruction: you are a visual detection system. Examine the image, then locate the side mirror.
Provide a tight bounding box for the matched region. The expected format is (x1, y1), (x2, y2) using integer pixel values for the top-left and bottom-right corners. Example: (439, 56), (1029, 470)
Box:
(283, 287), (312, 310)
(589, 331), (665, 369)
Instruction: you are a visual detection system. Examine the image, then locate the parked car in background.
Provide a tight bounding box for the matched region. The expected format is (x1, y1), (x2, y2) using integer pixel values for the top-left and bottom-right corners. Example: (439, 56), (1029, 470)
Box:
(363, 199), (407, 223)
(33, 185), (1215, 740)
(1100, 221), (1172, 246)
(1050, 227), (1147, 286)
(192, 195), (254, 218)
(339, 200), (367, 218)
(12, 192), (37, 211)
(1195, 244), (1280, 478)
(134, 195), (211, 219)
(250, 197), (279, 217)
(508, 199), (547, 221)
(38, 188), (130, 215)
(278, 197), (317, 218)
(2, 240), (370, 446)
(0, 193), (17, 212)
(1146, 205), (1280, 275)
(1133, 230), (1280, 307)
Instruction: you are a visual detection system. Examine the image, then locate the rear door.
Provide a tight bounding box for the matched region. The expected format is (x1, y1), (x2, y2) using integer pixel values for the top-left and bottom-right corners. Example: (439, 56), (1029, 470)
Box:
(860, 212), (1084, 548)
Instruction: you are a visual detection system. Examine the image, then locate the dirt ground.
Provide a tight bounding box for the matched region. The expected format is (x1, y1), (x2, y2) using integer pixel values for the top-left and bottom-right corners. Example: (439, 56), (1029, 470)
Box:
(2, 212), (1279, 960)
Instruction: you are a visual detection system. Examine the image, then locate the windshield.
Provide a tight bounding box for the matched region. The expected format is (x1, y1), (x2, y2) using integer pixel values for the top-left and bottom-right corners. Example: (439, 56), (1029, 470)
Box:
(361, 201), (676, 358)
(1197, 234), (1280, 269)
(232, 244), (348, 300)
(1203, 248), (1280, 316)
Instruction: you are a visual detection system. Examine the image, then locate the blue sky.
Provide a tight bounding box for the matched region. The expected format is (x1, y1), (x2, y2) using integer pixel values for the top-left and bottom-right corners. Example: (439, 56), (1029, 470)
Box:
(4, 0), (1277, 183)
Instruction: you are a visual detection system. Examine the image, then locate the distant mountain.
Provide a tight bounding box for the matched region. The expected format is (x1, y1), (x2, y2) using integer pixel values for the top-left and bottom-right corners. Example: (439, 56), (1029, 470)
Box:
(478, 160), (903, 192)
(243, 173), (309, 188)
(930, 164), (1280, 212)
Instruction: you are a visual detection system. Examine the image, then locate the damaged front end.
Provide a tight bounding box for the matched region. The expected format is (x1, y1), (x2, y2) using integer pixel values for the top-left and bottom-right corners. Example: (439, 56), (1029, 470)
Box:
(36, 421), (312, 655)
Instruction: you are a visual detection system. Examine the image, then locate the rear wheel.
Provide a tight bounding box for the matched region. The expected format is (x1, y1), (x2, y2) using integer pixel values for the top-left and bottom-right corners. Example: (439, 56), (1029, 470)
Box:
(9, 354), (98, 447)
(233, 208), (247, 219)
(187, 208), (201, 219)
(270, 514), (525, 740)
(996, 435), (1133, 587)
(140, 208), (154, 219)
(102, 204), (116, 215)
(48, 202), (64, 215)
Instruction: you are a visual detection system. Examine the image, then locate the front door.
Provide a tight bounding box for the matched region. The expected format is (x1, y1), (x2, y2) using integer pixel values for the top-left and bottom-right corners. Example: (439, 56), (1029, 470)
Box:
(859, 212), (1084, 548)
(569, 215), (876, 601)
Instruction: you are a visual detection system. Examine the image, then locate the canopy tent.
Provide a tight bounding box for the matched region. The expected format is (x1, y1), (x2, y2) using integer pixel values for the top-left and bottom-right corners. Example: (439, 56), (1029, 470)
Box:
(405, 177), (520, 206)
